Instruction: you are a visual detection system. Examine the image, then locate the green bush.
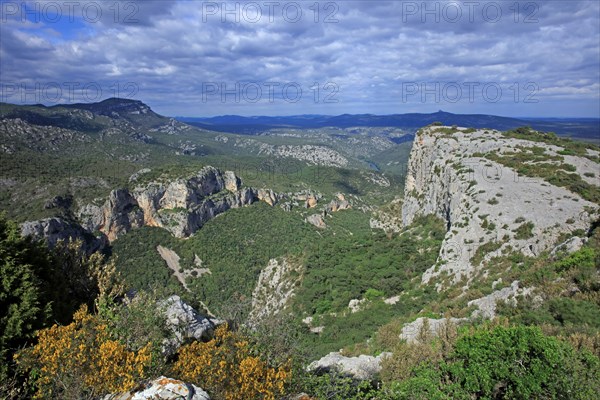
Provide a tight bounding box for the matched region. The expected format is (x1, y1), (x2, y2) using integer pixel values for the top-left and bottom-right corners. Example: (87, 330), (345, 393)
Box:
(514, 222), (534, 240)
(0, 217), (54, 380)
(298, 372), (383, 400)
(382, 324), (600, 400)
(444, 325), (599, 399)
(364, 288), (385, 301)
(548, 298), (600, 328)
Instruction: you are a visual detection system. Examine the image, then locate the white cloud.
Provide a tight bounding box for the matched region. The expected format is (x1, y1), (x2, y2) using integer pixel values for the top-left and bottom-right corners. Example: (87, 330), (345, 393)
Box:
(0, 0), (598, 117)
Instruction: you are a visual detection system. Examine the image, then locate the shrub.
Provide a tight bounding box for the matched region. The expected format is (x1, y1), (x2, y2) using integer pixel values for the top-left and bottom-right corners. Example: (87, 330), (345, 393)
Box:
(298, 372), (383, 400)
(514, 222), (535, 240)
(548, 298), (600, 328)
(0, 215), (122, 381)
(172, 324), (291, 400)
(444, 325), (600, 399)
(383, 324), (600, 400)
(0, 217), (54, 380)
(16, 306), (152, 399)
(364, 288), (385, 301)
(471, 241), (502, 265)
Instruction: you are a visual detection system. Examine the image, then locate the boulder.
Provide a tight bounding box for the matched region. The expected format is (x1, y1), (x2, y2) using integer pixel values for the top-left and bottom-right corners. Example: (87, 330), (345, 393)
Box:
(306, 195), (318, 208)
(348, 298), (366, 313)
(326, 198), (351, 213)
(43, 195), (73, 210)
(308, 352), (391, 380)
(257, 188), (278, 206)
(306, 214), (326, 229)
(105, 376), (210, 400)
(159, 295), (223, 353)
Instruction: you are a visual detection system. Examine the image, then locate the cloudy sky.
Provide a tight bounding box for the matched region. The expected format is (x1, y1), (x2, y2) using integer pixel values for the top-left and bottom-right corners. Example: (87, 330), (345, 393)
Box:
(1, 0), (599, 117)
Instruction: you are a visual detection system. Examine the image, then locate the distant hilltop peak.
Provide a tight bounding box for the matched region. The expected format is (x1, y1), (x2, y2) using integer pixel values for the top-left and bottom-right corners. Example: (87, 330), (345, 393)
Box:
(56, 97), (154, 116)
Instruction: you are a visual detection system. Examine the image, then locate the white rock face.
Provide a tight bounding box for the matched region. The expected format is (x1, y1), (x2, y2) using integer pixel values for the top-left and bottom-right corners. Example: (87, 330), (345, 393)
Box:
(105, 376), (210, 400)
(249, 257), (304, 324)
(308, 352), (391, 380)
(400, 317), (467, 343)
(401, 127), (599, 285)
(468, 280), (534, 319)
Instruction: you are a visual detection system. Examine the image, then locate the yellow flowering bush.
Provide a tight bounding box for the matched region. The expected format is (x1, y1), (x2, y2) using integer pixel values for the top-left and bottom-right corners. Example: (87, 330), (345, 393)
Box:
(172, 324), (290, 400)
(16, 305), (151, 399)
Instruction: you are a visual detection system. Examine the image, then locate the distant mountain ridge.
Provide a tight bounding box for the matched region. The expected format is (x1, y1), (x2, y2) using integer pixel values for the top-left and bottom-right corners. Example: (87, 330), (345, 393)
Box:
(0, 98), (170, 133)
(3, 99), (597, 141)
(178, 111), (599, 141)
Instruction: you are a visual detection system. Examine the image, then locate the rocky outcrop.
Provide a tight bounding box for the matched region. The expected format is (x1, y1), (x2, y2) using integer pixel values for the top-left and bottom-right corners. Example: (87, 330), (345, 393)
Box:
(223, 170), (240, 192)
(249, 258), (304, 324)
(101, 189), (144, 241)
(306, 214), (326, 229)
(401, 126), (599, 285)
(105, 376), (210, 400)
(551, 236), (587, 256)
(325, 193), (351, 212)
(308, 352), (391, 380)
(257, 188), (278, 206)
(468, 281), (535, 319)
(159, 295), (223, 354)
(21, 217), (106, 253)
(348, 298), (367, 313)
(399, 317), (467, 343)
(43, 195), (73, 210)
(370, 198), (403, 233)
(78, 166), (275, 240)
(279, 190), (323, 211)
(369, 217), (401, 233)
(303, 193), (352, 229)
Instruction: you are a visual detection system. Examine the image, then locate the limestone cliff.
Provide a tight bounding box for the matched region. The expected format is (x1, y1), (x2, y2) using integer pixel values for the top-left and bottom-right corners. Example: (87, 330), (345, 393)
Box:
(402, 126), (599, 286)
(22, 167), (277, 247)
(77, 166), (268, 240)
